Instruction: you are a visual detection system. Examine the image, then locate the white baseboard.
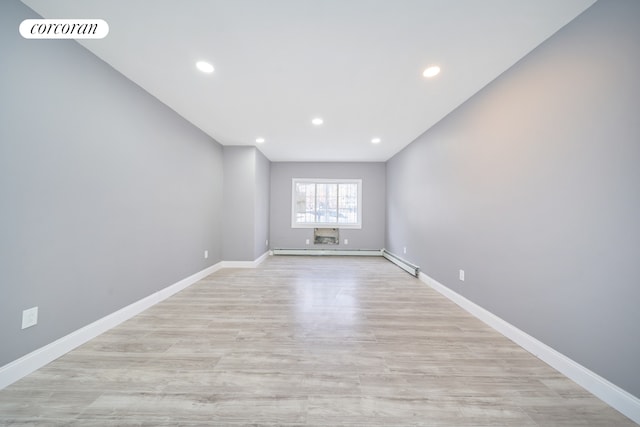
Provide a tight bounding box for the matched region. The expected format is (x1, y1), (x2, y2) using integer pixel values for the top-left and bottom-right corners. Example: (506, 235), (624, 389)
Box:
(272, 248), (383, 256)
(0, 252), (273, 390)
(0, 261), (230, 391)
(220, 250), (270, 269)
(419, 271), (640, 425)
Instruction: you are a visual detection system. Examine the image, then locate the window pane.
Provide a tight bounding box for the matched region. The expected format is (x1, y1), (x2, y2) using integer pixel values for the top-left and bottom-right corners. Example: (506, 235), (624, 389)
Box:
(338, 183), (358, 224)
(315, 183), (337, 223)
(295, 183), (315, 223)
(291, 179), (360, 228)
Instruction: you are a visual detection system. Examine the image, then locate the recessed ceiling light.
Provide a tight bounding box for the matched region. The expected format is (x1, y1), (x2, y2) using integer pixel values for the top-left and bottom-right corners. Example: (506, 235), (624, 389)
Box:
(256, 137), (265, 144)
(423, 65), (440, 78)
(371, 138), (381, 144)
(312, 117), (324, 126)
(196, 61), (214, 73)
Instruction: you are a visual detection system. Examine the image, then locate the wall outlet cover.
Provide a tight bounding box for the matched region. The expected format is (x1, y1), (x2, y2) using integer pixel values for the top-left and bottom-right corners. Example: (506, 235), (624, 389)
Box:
(459, 269), (465, 281)
(22, 307), (38, 329)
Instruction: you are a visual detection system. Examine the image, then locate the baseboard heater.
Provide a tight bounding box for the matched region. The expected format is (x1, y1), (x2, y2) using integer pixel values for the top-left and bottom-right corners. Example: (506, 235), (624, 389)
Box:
(382, 249), (420, 277)
(272, 249), (383, 256)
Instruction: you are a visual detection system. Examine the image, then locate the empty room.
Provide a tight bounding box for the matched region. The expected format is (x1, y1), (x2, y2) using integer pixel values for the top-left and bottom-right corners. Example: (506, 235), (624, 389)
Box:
(1, 0), (639, 425)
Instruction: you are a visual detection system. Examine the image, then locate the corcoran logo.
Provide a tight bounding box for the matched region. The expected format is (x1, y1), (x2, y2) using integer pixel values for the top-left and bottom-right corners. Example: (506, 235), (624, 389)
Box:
(19, 19), (109, 39)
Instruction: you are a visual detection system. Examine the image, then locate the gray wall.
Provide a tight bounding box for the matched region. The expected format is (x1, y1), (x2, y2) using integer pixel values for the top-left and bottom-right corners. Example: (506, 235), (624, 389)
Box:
(223, 146), (270, 261)
(0, 0), (224, 366)
(254, 149), (271, 259)
(270, 162), (385, 250)
(223, 146), (256, 261)
(386, 0), (640, 398)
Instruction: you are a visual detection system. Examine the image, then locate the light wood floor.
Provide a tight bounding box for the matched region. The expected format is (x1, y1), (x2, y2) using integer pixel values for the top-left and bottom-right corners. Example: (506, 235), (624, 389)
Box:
(0, 256), (635, 426)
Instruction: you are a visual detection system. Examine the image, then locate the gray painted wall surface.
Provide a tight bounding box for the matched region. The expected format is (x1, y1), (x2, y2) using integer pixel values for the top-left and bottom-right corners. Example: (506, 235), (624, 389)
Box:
(270, 162), (385, 250)
(254, 149), (271, 258)
(386, 0), (640, 397)
(223, 146), (270, 261)
(0, 0), (223, 366)
(222, 147), (256, 261)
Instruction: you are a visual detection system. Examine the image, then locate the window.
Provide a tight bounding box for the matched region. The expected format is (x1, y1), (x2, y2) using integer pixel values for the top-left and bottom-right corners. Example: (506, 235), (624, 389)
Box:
(292, 178), (362, 228)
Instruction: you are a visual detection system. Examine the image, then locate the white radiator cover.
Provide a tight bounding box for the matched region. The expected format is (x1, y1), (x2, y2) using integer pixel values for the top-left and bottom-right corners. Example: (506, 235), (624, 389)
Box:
(272, 249), (382, 256)
(382, 249), (420, 277)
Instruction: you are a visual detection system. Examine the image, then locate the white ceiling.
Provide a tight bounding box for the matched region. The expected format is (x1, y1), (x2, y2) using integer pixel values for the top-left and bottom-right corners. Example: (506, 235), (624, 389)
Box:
(22, 0), (595, 162)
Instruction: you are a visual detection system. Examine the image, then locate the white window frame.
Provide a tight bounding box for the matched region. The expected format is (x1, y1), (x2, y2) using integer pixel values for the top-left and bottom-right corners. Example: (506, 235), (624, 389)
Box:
(291, 178), (362, 229)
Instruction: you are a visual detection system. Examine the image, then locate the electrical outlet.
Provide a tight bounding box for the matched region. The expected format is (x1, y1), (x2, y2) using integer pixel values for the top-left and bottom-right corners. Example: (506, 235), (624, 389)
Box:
(265, 239), (268, 247)
(204, 250), (208, 259)
(305, 239), (310, 245)
(459, 269), (465, 281)
(403, 247), (407, 254)
(344, 239), (348, 245)
(22, 307), (38, 329)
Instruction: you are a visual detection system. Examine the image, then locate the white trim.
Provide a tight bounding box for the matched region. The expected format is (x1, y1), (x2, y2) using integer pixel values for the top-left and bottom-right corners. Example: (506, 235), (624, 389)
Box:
(220, 251), (270, 269)
(273, 248), (382, 256)
(0, 257), (255, 391)
(419, 271), (640, 425)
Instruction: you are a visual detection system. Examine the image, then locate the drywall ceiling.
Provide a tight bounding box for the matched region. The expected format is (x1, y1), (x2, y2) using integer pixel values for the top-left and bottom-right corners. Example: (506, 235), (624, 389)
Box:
(22, 0), (595, 161)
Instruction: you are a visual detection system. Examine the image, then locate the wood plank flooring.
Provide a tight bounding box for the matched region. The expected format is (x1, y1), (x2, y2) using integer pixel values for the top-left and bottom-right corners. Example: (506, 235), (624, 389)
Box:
(0, 256), (635, 426)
